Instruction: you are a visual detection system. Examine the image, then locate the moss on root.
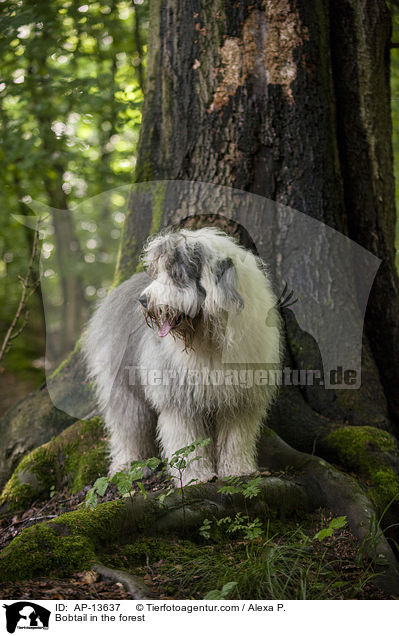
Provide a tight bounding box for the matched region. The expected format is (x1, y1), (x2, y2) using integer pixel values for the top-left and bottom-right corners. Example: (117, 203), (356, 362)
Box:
(326, 426), (399, 511)
(0, 500), (124, 582)
(0, 418), (109, 512)
(0, 524), (95, 582)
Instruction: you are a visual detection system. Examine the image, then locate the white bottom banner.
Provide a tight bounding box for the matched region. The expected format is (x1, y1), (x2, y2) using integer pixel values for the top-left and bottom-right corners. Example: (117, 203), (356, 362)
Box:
(0, 599), (397, 636)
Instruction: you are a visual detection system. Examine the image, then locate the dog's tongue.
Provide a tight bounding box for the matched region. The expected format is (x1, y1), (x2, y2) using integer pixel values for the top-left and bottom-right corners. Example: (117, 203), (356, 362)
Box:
(158, 319), (173, 337)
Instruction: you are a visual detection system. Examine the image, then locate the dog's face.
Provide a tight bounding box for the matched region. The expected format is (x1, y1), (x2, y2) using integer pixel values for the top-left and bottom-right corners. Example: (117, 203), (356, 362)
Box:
(139, 229), (244, 346)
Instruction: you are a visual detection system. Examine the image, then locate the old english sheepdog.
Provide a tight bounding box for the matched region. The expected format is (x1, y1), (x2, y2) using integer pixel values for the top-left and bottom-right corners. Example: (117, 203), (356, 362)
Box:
(83, 227), (282, 485)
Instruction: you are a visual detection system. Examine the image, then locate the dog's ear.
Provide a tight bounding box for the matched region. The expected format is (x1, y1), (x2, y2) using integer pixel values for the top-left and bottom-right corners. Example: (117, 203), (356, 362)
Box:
(213, 257), (244, 312)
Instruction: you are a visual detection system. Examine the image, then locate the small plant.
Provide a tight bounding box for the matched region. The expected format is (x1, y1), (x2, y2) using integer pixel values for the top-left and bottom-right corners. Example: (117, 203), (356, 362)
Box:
(200, 513), (263, 541)
(199, 518), (212, 540)
(217, 475), (262, 499)
(168, 438), (211, 527)
(200, 475), (265, 540)
(84, 439), (211, 514)
(314, 516), (347, 541)
(218, 513), (264, 541)
(204, 581), (237, 600)
(85, 457), (162, 509)
(169, 438), (211, 490)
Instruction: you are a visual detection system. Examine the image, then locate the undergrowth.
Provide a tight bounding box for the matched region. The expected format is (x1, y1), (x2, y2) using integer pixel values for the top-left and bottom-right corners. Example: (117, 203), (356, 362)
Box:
(86, 441), (388, 600)
(102, 511), (380, 600)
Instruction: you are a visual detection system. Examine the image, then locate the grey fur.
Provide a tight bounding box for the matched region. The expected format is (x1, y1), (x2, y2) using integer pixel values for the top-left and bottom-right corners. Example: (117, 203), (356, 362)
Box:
(84, 272), (158, 463)
(213, 257), (244, 311)
(83, 228), (282, 484)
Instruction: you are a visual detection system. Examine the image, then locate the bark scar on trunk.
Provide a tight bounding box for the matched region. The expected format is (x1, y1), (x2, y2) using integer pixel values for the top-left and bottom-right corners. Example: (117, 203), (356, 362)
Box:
(209, 3), (309, 112)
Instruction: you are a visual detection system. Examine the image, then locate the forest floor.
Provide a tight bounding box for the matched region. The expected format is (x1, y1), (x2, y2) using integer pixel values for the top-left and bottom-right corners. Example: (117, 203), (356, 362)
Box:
(0, 472), (394, 601)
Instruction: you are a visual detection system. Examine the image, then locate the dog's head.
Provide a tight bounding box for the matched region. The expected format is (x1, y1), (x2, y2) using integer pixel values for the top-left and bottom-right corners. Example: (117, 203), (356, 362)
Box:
(139, 228), (244, 347)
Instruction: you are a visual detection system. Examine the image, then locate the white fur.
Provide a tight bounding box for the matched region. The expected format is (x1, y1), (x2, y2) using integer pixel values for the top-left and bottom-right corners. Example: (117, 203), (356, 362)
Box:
(83, 227), (282, 485)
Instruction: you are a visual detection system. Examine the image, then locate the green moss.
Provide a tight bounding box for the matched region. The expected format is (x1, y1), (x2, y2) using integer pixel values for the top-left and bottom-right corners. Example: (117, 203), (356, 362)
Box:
(60, 417), (109, 494)
(133, 155), (154, 184)
(0, 445), (56, 511)
(0, 523), (95, 582)
(133, 182), (166, 275)
(326, 426), (396, 463)
(0, 498), (124, 582)
(326, 426), (399, 510)
(0, 417), (109, 511)
(51, 499), (125, 545)
(149, 182), (166, 235)
(0, 499), (125, 582)
(72, 443), (108, 492)
(115, 225), (138, 284)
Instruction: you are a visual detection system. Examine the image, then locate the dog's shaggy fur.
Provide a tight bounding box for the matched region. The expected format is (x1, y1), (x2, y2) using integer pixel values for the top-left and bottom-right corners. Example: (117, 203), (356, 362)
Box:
(83, 227), (282, 484)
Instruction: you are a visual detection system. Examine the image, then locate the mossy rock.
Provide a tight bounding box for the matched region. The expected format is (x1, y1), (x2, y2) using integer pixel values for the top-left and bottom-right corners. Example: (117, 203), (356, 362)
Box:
(0, 387), (76, 492)
(326, 425), (399, 511)
(0, 417), (109, 512)
(0, 346), (96, 492)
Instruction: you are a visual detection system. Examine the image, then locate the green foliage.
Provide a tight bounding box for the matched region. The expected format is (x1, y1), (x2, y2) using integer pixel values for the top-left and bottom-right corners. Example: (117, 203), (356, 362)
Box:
(85, 439), (212, 530)
(198, 518), (212, 540)
(85, 456), (162, 509)
(113, 520), (377, 600)
(199, 476), (267, 541)
(314, 516), (347, 541)
(169, 438), (211, 490)
(0, 0), (148, 379)
(218, 475), (262, 499)
(216, 513), (264, 541)
(204, 581), (238, 600)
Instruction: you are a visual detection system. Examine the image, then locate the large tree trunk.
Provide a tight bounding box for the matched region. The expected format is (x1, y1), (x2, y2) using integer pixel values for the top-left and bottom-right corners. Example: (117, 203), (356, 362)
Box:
(330, 1), (399, 423)
(120, 0), (398, 442)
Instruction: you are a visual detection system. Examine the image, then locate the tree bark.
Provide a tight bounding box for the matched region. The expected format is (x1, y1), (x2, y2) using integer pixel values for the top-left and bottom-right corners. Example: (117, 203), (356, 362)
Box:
(121, 0), (398, 450)
(330, 0), (399, 423)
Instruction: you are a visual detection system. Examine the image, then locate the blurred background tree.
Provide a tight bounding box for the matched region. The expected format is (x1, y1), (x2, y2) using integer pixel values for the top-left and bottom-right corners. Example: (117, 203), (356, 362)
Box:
(0, 0), (148, 413)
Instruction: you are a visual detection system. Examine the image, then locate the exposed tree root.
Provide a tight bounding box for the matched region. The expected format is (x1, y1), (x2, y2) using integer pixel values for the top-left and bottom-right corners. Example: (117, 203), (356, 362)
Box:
(1, 431), (398, 596)
(259, 427), (399, 595)
(93, 564), (158, 600)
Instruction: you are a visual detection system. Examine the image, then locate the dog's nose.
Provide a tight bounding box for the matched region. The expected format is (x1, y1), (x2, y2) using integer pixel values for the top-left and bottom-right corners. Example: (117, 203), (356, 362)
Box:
(138, 294), (148, 308)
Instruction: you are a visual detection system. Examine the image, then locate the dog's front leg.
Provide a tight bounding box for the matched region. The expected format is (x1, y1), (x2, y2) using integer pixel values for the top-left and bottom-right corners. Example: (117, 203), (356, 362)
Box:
(215, 408), (263, 479)
(157, 410), (216, 486)
(105, 398), (157, 476)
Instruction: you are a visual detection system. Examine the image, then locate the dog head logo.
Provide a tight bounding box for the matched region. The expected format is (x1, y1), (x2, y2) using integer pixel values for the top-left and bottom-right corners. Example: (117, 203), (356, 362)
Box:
(3, 602), (50, 633)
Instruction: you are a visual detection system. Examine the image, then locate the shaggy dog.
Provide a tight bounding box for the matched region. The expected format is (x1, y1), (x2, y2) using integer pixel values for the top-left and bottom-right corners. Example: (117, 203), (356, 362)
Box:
(83, 227), (282, 485)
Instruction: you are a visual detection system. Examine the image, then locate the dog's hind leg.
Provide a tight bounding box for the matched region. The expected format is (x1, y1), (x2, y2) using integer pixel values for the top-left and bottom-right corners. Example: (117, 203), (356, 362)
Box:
(156, 410), (216, 486)
(215, 408), (263, 479)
